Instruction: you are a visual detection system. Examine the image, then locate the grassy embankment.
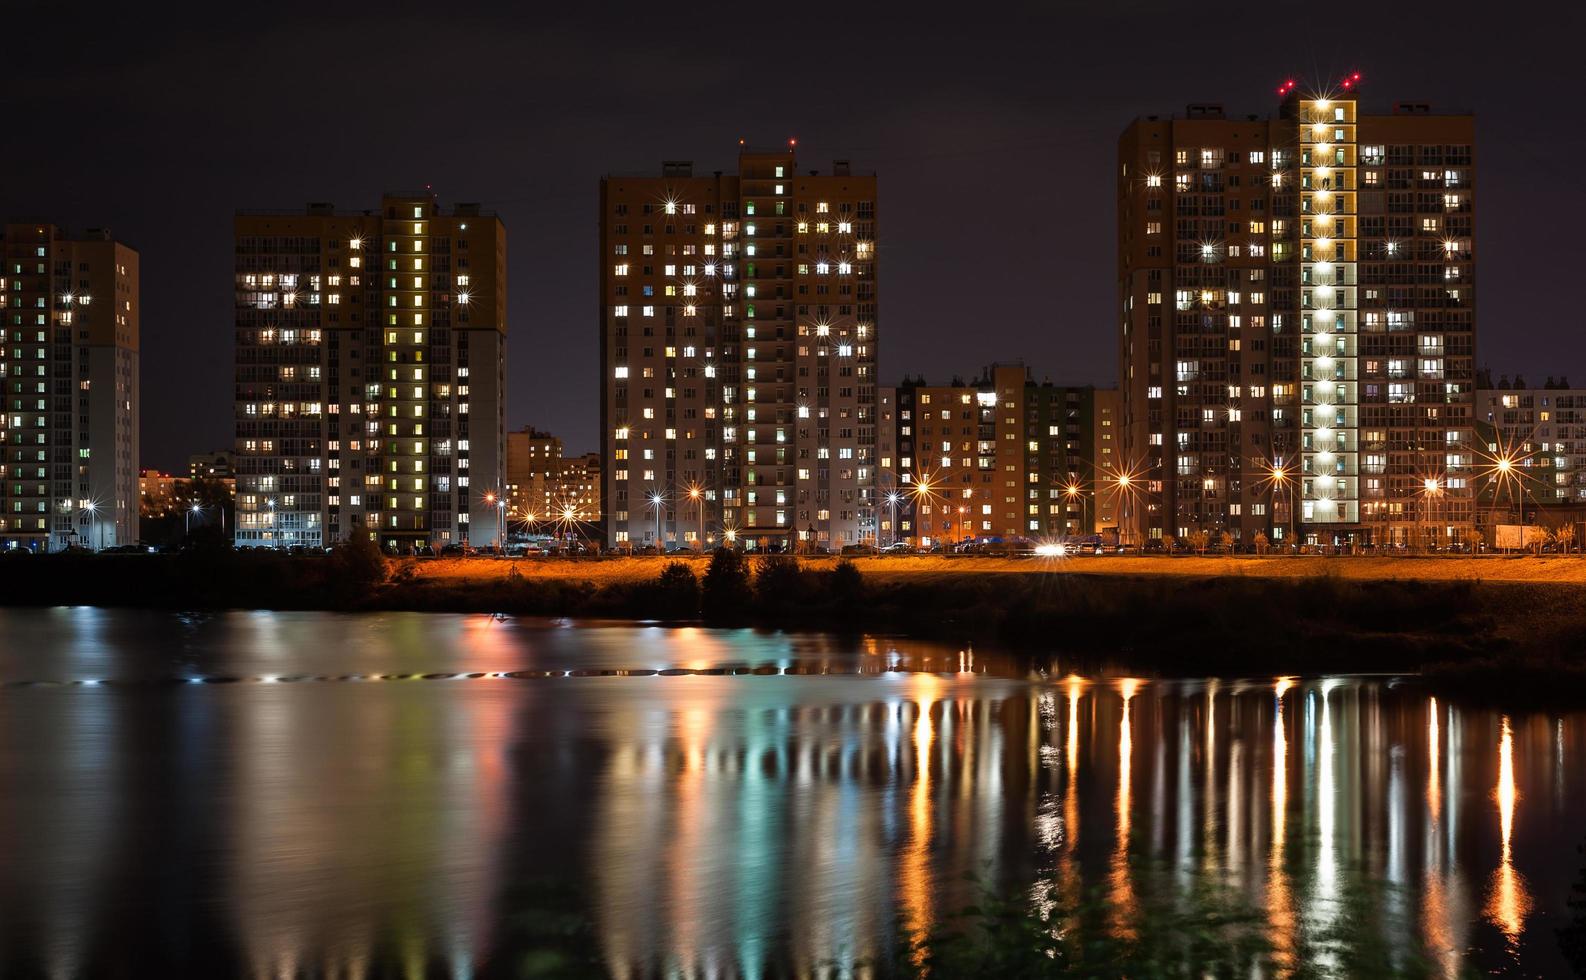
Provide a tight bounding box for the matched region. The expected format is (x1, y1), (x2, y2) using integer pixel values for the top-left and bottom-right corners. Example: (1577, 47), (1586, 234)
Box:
(3, 550), (1584, 700)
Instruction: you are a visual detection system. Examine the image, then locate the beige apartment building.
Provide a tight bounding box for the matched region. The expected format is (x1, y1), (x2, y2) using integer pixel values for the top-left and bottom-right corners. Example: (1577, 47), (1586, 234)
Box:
(1119, 80), (1476, 547)
(892, 364), (1111, 545)
(233, 195), (506, 553)
(504, 426), (601, 528)
(1476, 375), (1586, 531)
(1, 224), (139, 551)
(599, 148), (879, 550)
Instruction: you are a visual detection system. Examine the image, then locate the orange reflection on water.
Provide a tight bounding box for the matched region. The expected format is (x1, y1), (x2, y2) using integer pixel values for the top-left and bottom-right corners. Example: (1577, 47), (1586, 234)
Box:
(1110, 679), (1140, 938)
(899, 678), (940, 962)
(667, 703), (712, 972)
(1268, 677), (1295, 971)
(1484, 716), (1531, 950)
(1059, 676), (1084, 908)
(1427, 697), (1442, 819)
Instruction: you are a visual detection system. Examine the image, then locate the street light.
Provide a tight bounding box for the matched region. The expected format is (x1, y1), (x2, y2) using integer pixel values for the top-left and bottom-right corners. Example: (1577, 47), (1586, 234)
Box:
(1061, 481), (1088, 536)
(186, 502), (203, 539)
(83, 500), (100, 552)
(1265, 459), (1295, 551)
(1494, 455), (1524, 532)
(1421, 476), (1444, 552)
(908, 473), (939, 515)
(648, 491), (666, 550)
(886, 491), (901, 549)
(687, 484), (703, 551)
(1112, 469), (1134, 547)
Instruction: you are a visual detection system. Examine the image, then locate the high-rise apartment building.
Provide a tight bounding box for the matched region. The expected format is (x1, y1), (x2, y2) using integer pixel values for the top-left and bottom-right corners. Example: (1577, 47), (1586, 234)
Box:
(600, 148), (879, 551)
(233, 195), (506, 553)
(1119, 79), (1476, 547)
(1, 224), (139, 551)
(892, 364), (1107, 545)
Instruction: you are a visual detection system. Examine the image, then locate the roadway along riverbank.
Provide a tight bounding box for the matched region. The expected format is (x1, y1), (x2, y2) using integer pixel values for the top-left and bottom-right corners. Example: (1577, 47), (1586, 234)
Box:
(392, 552), (1586, 587)
(4, 550), (1584, 705)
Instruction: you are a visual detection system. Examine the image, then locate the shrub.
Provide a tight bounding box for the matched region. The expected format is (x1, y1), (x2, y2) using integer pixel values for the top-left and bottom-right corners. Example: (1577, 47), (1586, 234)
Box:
(701, 548), (753, 622)
(327, 532), (388, 597)
(829, 559), (864, 612)
(655, 561), (701, 619)
(754, 554), (809, 607)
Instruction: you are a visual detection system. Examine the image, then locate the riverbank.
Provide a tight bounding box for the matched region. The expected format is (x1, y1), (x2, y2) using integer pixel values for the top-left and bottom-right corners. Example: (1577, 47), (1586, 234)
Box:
(3, 551), (1585, 698)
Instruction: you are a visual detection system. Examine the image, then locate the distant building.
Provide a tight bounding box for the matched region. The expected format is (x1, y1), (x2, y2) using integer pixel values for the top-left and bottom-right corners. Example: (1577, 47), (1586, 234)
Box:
(504, 427), (601, 532)
(232, 195), (506, 553)
(1119, 82), (1477, 548)
(1092, 387), (1123, 532)
(139, 469), (180, 520)
(875, 387), (901, 544)
(1475, 374), (1586, 533)
(504, 427), (561, 520)
(600, 149), (880, 550)
(891, 364), (1110, 545)
(0, 223), (139, 551)
(188, 449), (234, 482)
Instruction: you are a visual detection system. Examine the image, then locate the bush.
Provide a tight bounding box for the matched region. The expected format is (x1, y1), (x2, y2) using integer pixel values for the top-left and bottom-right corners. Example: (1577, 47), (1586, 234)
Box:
(655, 561), (701, 619)
(754, 554), (809, 607)
(701, 548), (753, 623)
(327, 532), (388, 597)
(829, 559), (864, 612)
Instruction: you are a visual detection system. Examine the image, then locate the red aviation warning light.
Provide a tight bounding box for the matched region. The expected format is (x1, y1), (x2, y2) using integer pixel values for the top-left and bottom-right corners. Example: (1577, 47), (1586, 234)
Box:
(1277, 78), (1298, 97)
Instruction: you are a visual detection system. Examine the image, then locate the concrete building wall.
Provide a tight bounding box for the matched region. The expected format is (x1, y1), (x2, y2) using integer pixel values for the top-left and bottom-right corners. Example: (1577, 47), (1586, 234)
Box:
(232, 196), (506, 554)
(0, 224), (139, 551)
(1118, 86), (1475, 548)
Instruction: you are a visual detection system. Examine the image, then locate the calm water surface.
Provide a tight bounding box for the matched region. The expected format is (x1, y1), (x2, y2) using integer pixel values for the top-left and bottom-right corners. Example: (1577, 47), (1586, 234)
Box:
(0, 608), (1581, 977)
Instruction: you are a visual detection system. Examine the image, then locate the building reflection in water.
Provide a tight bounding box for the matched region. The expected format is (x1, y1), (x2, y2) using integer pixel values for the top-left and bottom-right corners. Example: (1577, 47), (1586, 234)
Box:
(0, 611), (1582, 976)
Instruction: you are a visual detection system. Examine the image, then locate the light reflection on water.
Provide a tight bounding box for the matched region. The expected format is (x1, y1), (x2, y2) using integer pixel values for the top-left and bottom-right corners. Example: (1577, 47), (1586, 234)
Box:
(0, 608), (1581, 977)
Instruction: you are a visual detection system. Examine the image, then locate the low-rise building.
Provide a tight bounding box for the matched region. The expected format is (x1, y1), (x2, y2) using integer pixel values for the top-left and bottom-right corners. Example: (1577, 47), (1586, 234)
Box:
(890, 363), (1112, 546)
(139, 470), (180, 520)
(1475, 374), (1586, 539)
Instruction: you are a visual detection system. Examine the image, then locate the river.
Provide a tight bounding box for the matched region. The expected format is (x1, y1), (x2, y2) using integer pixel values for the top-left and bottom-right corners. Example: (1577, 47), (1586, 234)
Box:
(0, 608), (1580, 976)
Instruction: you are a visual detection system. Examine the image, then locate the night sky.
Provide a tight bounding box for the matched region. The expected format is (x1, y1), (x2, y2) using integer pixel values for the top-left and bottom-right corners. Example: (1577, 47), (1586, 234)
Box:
(5, 2), (1580, 469)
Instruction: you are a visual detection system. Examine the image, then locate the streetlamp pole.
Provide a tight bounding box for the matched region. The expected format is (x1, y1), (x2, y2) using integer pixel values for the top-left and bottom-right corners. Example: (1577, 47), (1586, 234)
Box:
(887, 492), (900, 549)
(688, 486), (703, 551)
(649, 492), (665, 550)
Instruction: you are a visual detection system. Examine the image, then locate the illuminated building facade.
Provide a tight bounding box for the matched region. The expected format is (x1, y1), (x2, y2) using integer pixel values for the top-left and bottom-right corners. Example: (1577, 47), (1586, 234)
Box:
(1119, 79), (1475, 546)
(892, 364), (1109, 544)
(1092, 387), (1122, 532)
(599, 149), (879, 550)
(188, 449), (234, 482)
(0, 224), (139, 551)
(233, 196), (506, 553)
(504, 426), (601, 529)
(1476, 375), (1586, 525)
(138, 469), (180, 520)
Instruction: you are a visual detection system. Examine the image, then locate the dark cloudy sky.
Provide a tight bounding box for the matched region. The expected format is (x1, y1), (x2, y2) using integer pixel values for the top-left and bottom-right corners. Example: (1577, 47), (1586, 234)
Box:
(4, 1), (1580, 468)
